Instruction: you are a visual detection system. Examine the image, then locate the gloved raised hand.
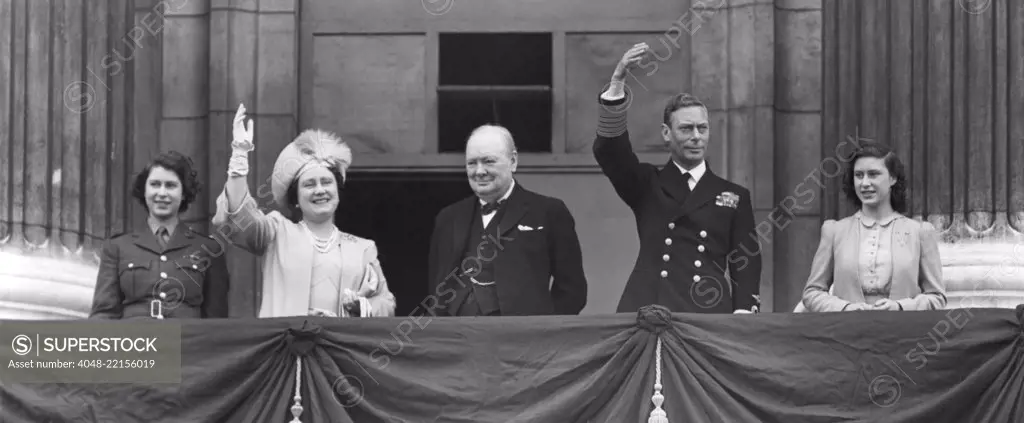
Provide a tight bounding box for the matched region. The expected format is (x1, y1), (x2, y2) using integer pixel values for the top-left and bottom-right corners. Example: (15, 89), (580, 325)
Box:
(228, 103), (255, 176)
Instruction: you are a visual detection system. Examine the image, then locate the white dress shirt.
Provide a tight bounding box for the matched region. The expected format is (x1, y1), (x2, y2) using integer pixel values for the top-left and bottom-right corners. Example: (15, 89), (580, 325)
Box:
(673, 160), (706, 191)
(480, 179), (516, 227)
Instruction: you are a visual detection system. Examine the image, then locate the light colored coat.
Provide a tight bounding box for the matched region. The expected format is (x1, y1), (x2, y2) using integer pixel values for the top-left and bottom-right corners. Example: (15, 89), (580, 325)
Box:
(213, 191), (396, 318)
(801, 214), (946, 312)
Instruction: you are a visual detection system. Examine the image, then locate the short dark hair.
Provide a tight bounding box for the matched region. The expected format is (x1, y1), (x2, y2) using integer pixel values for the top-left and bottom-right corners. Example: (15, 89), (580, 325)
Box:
(131, 151), (202, 214)
(841, 141), (908, 214)
(285, 164), (346, 217)
(662, 93), (709, 126)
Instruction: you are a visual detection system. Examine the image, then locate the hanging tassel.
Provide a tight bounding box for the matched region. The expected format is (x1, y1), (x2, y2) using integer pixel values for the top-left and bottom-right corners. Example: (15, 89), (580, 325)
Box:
(648, 336), (668, 423)
(290, 356), (304, 423)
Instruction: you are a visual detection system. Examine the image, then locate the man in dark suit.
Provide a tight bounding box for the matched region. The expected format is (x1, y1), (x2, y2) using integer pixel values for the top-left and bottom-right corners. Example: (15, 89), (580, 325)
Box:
(427, 125), (588, 316)
(593, 42), (761, 314)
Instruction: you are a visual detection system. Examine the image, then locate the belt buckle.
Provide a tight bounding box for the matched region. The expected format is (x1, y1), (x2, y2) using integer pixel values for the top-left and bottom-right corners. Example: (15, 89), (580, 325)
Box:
(150, 299), (164, 319)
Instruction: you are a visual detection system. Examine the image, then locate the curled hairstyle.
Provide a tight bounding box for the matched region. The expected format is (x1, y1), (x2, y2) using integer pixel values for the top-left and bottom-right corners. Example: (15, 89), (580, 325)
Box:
(662, 93), (709, 126)
(842, 141), (908, 214)
(131, 150), (202, 213)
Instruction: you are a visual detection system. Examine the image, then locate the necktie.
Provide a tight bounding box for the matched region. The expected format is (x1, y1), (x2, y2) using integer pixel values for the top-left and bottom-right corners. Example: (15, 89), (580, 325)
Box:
(681, 172), (692, 198)
(481, 199), (506, 215)
(156, 227), (169, 249)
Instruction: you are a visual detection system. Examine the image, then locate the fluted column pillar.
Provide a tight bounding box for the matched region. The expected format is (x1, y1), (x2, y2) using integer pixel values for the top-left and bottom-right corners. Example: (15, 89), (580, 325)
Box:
(688, 0), (778, 309)
(209, 0), (299, 316)
(162, 0), (211, 230)
(773, 0), (822, 312)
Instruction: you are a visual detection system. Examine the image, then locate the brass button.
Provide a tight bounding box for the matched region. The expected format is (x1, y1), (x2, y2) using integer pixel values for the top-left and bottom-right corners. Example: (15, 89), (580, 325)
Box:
(160, 255), (167, 262)
(662, 254), (670, 262)
(695, 260), (702, 268)
(660, 270), (668, 278)
(692, 275), (701, 282)
(665, 238), (672, 246)
(160, 272), (168, 279)
(698, 245), (705, 253)
(668, 222), (675, 230)
(700, 230), (708, 238)
(128, 263), (134, 269)
(192, 264), (198, 270)
(159, 292), (167, 299)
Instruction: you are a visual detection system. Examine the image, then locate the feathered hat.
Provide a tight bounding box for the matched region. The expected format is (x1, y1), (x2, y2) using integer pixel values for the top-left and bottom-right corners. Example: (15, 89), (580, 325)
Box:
(270, 129), (352, 210)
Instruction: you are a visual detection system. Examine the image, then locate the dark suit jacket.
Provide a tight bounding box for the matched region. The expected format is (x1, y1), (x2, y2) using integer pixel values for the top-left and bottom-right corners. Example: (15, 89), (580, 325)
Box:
(427, 183), (588, 316)
(89, 225), (230, 319)
(593, 93), (761, 314)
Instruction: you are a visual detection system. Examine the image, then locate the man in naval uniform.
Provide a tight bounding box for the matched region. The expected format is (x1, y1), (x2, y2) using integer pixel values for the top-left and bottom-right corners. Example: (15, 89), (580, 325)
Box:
(427, 125), (588, 316)
(593, 43), (761, 314)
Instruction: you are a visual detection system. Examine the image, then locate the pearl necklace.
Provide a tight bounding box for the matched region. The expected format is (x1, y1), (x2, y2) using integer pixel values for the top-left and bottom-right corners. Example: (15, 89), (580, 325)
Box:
(300, 221), (339, 253)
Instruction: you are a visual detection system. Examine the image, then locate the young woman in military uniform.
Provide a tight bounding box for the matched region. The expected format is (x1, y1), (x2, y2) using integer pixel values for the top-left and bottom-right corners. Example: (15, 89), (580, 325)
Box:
(89, 151), (230, 319)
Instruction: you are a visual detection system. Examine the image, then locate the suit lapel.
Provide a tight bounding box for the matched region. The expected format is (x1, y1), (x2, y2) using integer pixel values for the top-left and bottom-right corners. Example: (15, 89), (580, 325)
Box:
(658, 160), (725, 218)
(449, 197), (477, 260)
(133, 224), (192, 255)
(684, 172), (724, 216)
(164, 225), (193, 253)
(133, 230), (163, 255)
(658, 160), (690, 203)
(497, 184), (529, 236)
(678, 172), (722, 218)
(833, 219), (865, 303)
(889, 218), (913, 298)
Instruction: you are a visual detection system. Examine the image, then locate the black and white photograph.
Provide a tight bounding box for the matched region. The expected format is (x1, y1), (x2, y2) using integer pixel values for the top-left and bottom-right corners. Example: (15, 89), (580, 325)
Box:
(1, 0), (1023, 421)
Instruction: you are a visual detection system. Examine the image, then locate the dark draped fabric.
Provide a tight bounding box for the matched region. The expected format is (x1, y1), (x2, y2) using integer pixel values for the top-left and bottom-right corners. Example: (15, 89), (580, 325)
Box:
(2, 305), (1022, 423)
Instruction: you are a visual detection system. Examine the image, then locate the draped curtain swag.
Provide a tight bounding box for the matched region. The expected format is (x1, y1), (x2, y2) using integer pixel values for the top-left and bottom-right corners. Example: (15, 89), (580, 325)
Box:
(3, 305), (1023, 422)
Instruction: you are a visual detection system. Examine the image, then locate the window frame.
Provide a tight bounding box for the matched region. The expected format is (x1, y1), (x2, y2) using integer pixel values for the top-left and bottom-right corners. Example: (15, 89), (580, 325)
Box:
(428, 31), (566, 157)
(299, 25), (678, 172)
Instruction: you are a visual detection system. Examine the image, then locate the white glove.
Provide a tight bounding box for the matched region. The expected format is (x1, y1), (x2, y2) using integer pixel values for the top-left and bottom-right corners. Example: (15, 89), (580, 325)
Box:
(228, 103), (254, 176)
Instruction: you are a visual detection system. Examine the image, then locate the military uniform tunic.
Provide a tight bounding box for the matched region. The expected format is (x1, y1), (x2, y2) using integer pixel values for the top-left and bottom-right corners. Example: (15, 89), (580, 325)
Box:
(89, 222), (230, 319)
(593, 92), (762, 314)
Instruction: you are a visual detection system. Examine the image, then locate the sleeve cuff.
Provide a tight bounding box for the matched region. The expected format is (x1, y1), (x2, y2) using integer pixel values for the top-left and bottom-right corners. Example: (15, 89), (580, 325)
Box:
(597, 91), (629, 138)
(225, 191), (254, 217)
(213, 189), (256, 227)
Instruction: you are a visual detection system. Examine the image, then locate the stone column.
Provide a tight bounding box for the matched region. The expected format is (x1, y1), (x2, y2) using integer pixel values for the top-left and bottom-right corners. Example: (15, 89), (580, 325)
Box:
(772, 0), (822, 312)
(690, 0), (778, 310)
(209, 0), (299, 316)
(163, 0), (211, 228)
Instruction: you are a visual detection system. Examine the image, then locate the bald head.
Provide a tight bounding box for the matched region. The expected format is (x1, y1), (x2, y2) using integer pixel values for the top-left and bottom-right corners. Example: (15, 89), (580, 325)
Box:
(465, 124), (518, 203)
(466, 124), (517, 159)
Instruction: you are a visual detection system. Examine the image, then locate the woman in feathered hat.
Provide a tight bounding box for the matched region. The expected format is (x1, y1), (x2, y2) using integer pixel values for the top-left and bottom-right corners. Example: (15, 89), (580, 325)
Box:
(212, 104), (396, 318)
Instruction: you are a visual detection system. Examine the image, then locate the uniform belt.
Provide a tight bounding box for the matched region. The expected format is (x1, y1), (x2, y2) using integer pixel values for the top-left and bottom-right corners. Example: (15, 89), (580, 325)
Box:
(470, 277), (496, 286)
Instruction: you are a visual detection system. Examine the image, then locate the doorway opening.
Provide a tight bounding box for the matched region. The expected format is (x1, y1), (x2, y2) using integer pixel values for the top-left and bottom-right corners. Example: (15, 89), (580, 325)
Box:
(336, 172), (471, 316)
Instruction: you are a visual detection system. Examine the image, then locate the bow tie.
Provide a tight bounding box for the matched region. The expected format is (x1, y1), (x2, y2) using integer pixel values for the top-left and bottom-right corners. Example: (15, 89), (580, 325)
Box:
(481, 199), (506, 215)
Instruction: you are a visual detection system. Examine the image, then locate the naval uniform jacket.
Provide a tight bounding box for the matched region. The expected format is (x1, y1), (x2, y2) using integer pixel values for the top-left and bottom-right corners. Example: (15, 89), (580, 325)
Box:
(593, 93), (761, 314)
(427, 183), (588, 316)
(89, 223), (230, 319)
